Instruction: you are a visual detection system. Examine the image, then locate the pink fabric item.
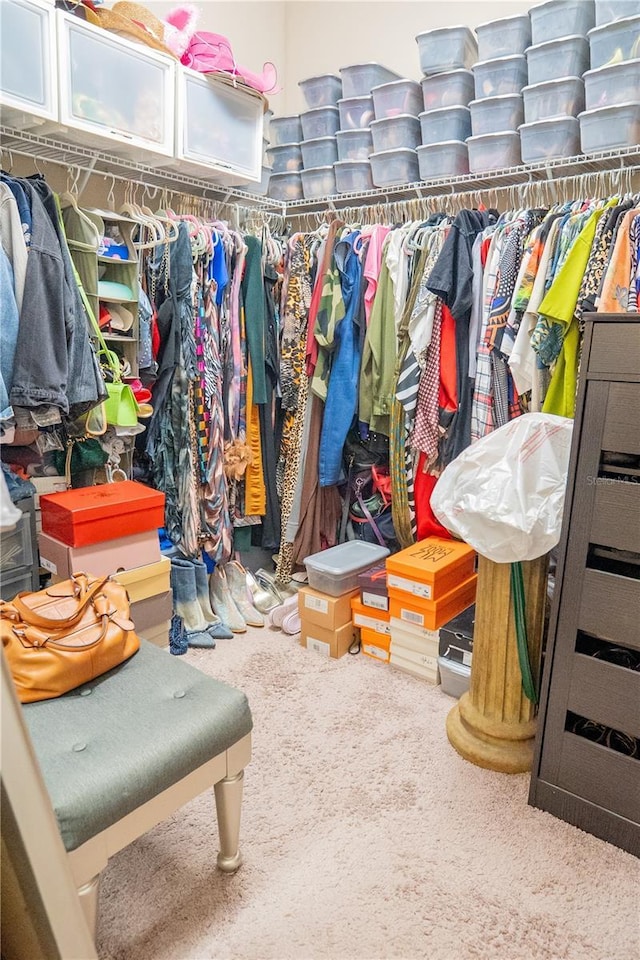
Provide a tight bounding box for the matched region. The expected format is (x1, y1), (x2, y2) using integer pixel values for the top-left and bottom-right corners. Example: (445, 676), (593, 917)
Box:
(363, 225), (391, 327)
(182, 31), (280, 94)
(162, 4), (199, 58)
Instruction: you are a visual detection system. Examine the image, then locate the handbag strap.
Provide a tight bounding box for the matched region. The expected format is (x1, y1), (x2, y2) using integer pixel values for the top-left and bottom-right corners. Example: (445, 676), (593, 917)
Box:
(12, 575), (110, 630)
(354, 486), (387, 549)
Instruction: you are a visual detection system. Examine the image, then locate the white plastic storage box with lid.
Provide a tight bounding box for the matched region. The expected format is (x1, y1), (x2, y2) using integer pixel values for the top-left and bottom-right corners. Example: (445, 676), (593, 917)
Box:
(469, 95), (523, 136)
(370, 148), (420, 187)
(305, 541), (389, 597)
(56, 9), (175, 158)
(337, 95), (375, 130)
(268, 171), (303, 201)
(269, 114), (302, 146)
(588, 15), (640, 69)
(417, 141), (469, 180)
(334, 159), (374, 193)
(522, 77), (585, 122)
(265, 142), (302, 174)
(300, 105), (340, 139)
(339, 62), (402, 98)
(419, 106), (472, 145)
(438, 656), (471, 699)
(529, 0), (596, 44)
(371, 80), (423, 119)
(475, 14), (532, 60)
(416, 25), (478, 75)
(583, 59), (640, 109)
(579, 101), (640, 153)
(175, 68), (264, 184)
(467, 131), (521, 173)
(370, 115), (421, 152)
(0, 0), (57, 129)
(519, 116), (581, 161)
(472, 55), (528, 100)
(336, 128), (373, 160)
(300, 136), (338, 168)
(421, 70), (475, 111)
(595, 0), (640, 26)
(299, 74), (343, 109)
(525, 36), (590, 86)
(300, 165), (336, 200)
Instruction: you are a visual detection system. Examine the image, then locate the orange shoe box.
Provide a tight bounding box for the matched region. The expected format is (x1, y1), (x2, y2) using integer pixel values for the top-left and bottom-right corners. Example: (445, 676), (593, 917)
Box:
(389, 574), (478, 632)
(298, 585), (359, 632)
(38, 529), (161, 580)
(40, 480), (165, 547)
(350, 596), (390, 636)
(360, 626), (391, 663)
(386, 537), (476, 603)
(300, 619), (356, 659)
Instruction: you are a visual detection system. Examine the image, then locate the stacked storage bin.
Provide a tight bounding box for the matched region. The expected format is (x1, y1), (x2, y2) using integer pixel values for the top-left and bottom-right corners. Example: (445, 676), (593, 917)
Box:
(267, 114), (304, 201)
(368, 77), (423, 188)
(518, 0), (595, 163)
(299, 541), (389, 658)
(415, 25), (477, 181)
(350, 561), (391, 663)
(580, 1), (640, 156)
(337, 63), (402, 191)
(297, 74), (342, 199)
(386, 537), (478, 683)
(467, 15), (530, 172)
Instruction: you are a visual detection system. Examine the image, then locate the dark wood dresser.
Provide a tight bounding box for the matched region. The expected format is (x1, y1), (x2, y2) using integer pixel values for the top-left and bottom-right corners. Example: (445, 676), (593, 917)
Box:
(529, 315), (640, 856)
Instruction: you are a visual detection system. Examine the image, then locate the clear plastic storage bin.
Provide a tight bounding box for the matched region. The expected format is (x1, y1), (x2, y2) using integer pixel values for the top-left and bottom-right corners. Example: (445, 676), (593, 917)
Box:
(438, 656), (471, 698)
(339, 62), (402, 98)
(0, 0), (57, 126)
(476, 14), (532, 60)
(268, 171), (303, 201)
(421, 69), (475, 110)
(469, 95), (523, 136)
(266, 142), (302, 173)
(522, 77), (585, 122)
(337, 96), (375, 130)
(300, 106), (340, 140)
(419, 106), (472, 145)
(269, 115), (302, 145)
(370, 114), (421, 151)
(304, 541), (390, 596)
(371, 79), (423, 119)
(519, 116), (581, 161)
(370, 147), (420, 187)
(237, 165), (271, 196)
(416, 25), (478, 75)
(299, 74), (343, 109)
(473, 55), (528, 99)
(417, 141), (470, 179)
(596, 0), (640, 26)
(530, 0), (596, 44)
(584, 59), (640, 109)
(300, 136), (338, 168)
(334, 160), (374, 193)
(0, 513), (33, 572)
(525, 36), (590, 85)
(467, 131), (522, 172)
(336, 128), (373, 160)
(579, 100), (640, 153)
(300, 165), (336, 199)
(0, 567), (33, 602)
(588, 15), (640, 69)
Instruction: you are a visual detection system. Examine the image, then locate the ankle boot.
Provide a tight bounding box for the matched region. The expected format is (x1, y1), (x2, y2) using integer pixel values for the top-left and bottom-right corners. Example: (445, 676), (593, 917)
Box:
(193, 559), (234, 639)
(209, 566), (246, 633)
(226, 561), (265, 627)
(169, 614), (189, 656)
(170, 557), (216, 649)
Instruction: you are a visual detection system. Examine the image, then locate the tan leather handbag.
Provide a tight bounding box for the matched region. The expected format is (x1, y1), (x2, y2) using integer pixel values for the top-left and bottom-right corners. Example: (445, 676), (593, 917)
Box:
(1, 574), (140, 703)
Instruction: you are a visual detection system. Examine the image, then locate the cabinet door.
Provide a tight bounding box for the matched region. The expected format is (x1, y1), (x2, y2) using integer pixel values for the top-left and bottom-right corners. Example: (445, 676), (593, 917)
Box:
(0, 0), (57, 124)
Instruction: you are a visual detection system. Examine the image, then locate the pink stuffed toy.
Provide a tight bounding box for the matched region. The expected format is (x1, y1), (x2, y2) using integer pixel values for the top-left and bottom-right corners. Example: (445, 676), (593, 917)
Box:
(162, 3), (199, 58)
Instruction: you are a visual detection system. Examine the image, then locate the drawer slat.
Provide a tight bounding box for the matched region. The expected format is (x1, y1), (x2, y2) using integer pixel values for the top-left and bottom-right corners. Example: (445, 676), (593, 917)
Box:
(557, 733), (640, 825)
(568, 655), (640, 738)
(589, 323), (640, 378)
(590, 480), (640, 553)
(579, 570), (640, 652)
(602, 383), (640, 455)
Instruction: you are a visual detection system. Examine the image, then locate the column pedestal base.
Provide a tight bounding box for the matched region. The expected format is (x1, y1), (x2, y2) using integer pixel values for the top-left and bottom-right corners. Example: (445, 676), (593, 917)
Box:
(447, 693), (536, 774)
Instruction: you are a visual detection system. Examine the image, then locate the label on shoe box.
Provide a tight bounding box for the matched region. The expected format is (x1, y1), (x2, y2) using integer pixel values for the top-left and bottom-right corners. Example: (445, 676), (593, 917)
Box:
(306, 637), (331, 658)
(362, 591), (389, 611)
(304, 594), (329, 615)
(387, 573), (433, 600)
(298, 586), (358, 631)
(40, 555), (57, 575)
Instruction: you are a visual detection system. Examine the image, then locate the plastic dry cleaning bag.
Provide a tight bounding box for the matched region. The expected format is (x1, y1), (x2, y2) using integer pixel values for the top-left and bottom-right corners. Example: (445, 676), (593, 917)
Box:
(431, 413), (574, 564)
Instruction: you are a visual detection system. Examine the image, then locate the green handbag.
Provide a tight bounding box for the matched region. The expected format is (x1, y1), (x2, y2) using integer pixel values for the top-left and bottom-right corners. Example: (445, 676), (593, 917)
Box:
(53, 437), (109, 485)
(103, 380), (140, 428)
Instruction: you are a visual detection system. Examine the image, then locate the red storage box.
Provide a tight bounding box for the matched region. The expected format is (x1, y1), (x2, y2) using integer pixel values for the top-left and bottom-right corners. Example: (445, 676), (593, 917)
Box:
(39, 481), (165, 548)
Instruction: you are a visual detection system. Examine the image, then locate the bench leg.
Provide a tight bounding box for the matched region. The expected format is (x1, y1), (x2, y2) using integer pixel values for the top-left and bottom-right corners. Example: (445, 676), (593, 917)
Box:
(77, 873), (101, 937)
(214, 771), (244, 872)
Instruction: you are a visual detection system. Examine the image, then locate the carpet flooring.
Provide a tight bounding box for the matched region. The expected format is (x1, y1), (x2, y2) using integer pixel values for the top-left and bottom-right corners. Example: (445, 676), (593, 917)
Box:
(96, 625), (639, 960)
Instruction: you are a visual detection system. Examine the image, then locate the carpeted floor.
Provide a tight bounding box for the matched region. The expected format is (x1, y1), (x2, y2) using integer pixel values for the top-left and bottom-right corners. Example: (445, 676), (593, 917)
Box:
(96, 625), (640, 960)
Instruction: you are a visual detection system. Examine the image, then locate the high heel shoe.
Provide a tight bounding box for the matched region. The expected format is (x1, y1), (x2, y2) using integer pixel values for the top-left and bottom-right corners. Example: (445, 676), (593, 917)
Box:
(225, 561), (265, 627)
(245, 567), (280, 614)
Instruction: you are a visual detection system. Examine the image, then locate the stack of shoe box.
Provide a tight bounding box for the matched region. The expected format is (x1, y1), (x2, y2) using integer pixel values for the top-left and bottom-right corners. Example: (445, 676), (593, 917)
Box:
(39, 481), (172, 648)
(438, 604), (475, 698)
(300, 541), (389, 659)
(350, 561), (391, 663)
(386, 537), (477, 683)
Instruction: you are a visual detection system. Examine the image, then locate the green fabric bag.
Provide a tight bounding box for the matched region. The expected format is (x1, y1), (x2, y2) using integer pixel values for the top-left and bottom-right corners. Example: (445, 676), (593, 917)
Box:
(103, 381), (139, 428)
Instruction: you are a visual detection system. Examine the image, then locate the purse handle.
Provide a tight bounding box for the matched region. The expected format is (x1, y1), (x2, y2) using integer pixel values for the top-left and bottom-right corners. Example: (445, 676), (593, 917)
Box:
(11, 575), (110, 630)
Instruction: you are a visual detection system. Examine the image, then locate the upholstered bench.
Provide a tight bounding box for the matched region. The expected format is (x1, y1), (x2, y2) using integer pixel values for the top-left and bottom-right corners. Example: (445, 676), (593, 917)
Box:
(21, 640), (253, 935)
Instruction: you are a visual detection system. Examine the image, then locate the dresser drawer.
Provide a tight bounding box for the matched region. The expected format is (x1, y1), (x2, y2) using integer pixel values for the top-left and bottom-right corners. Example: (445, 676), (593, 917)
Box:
(578, 570), (640, 652)
(602, 383), (640, 455)
(590, 478), (640, 553)
(568, 654), (640, 738)
(588, 321), (640, 378)
(557, 732), (640, 826)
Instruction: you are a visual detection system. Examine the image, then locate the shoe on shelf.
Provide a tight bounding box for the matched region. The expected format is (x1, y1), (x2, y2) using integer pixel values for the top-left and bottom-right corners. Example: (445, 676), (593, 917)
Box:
(226, 560), (265, 627)
(209, 565), (246, 633)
